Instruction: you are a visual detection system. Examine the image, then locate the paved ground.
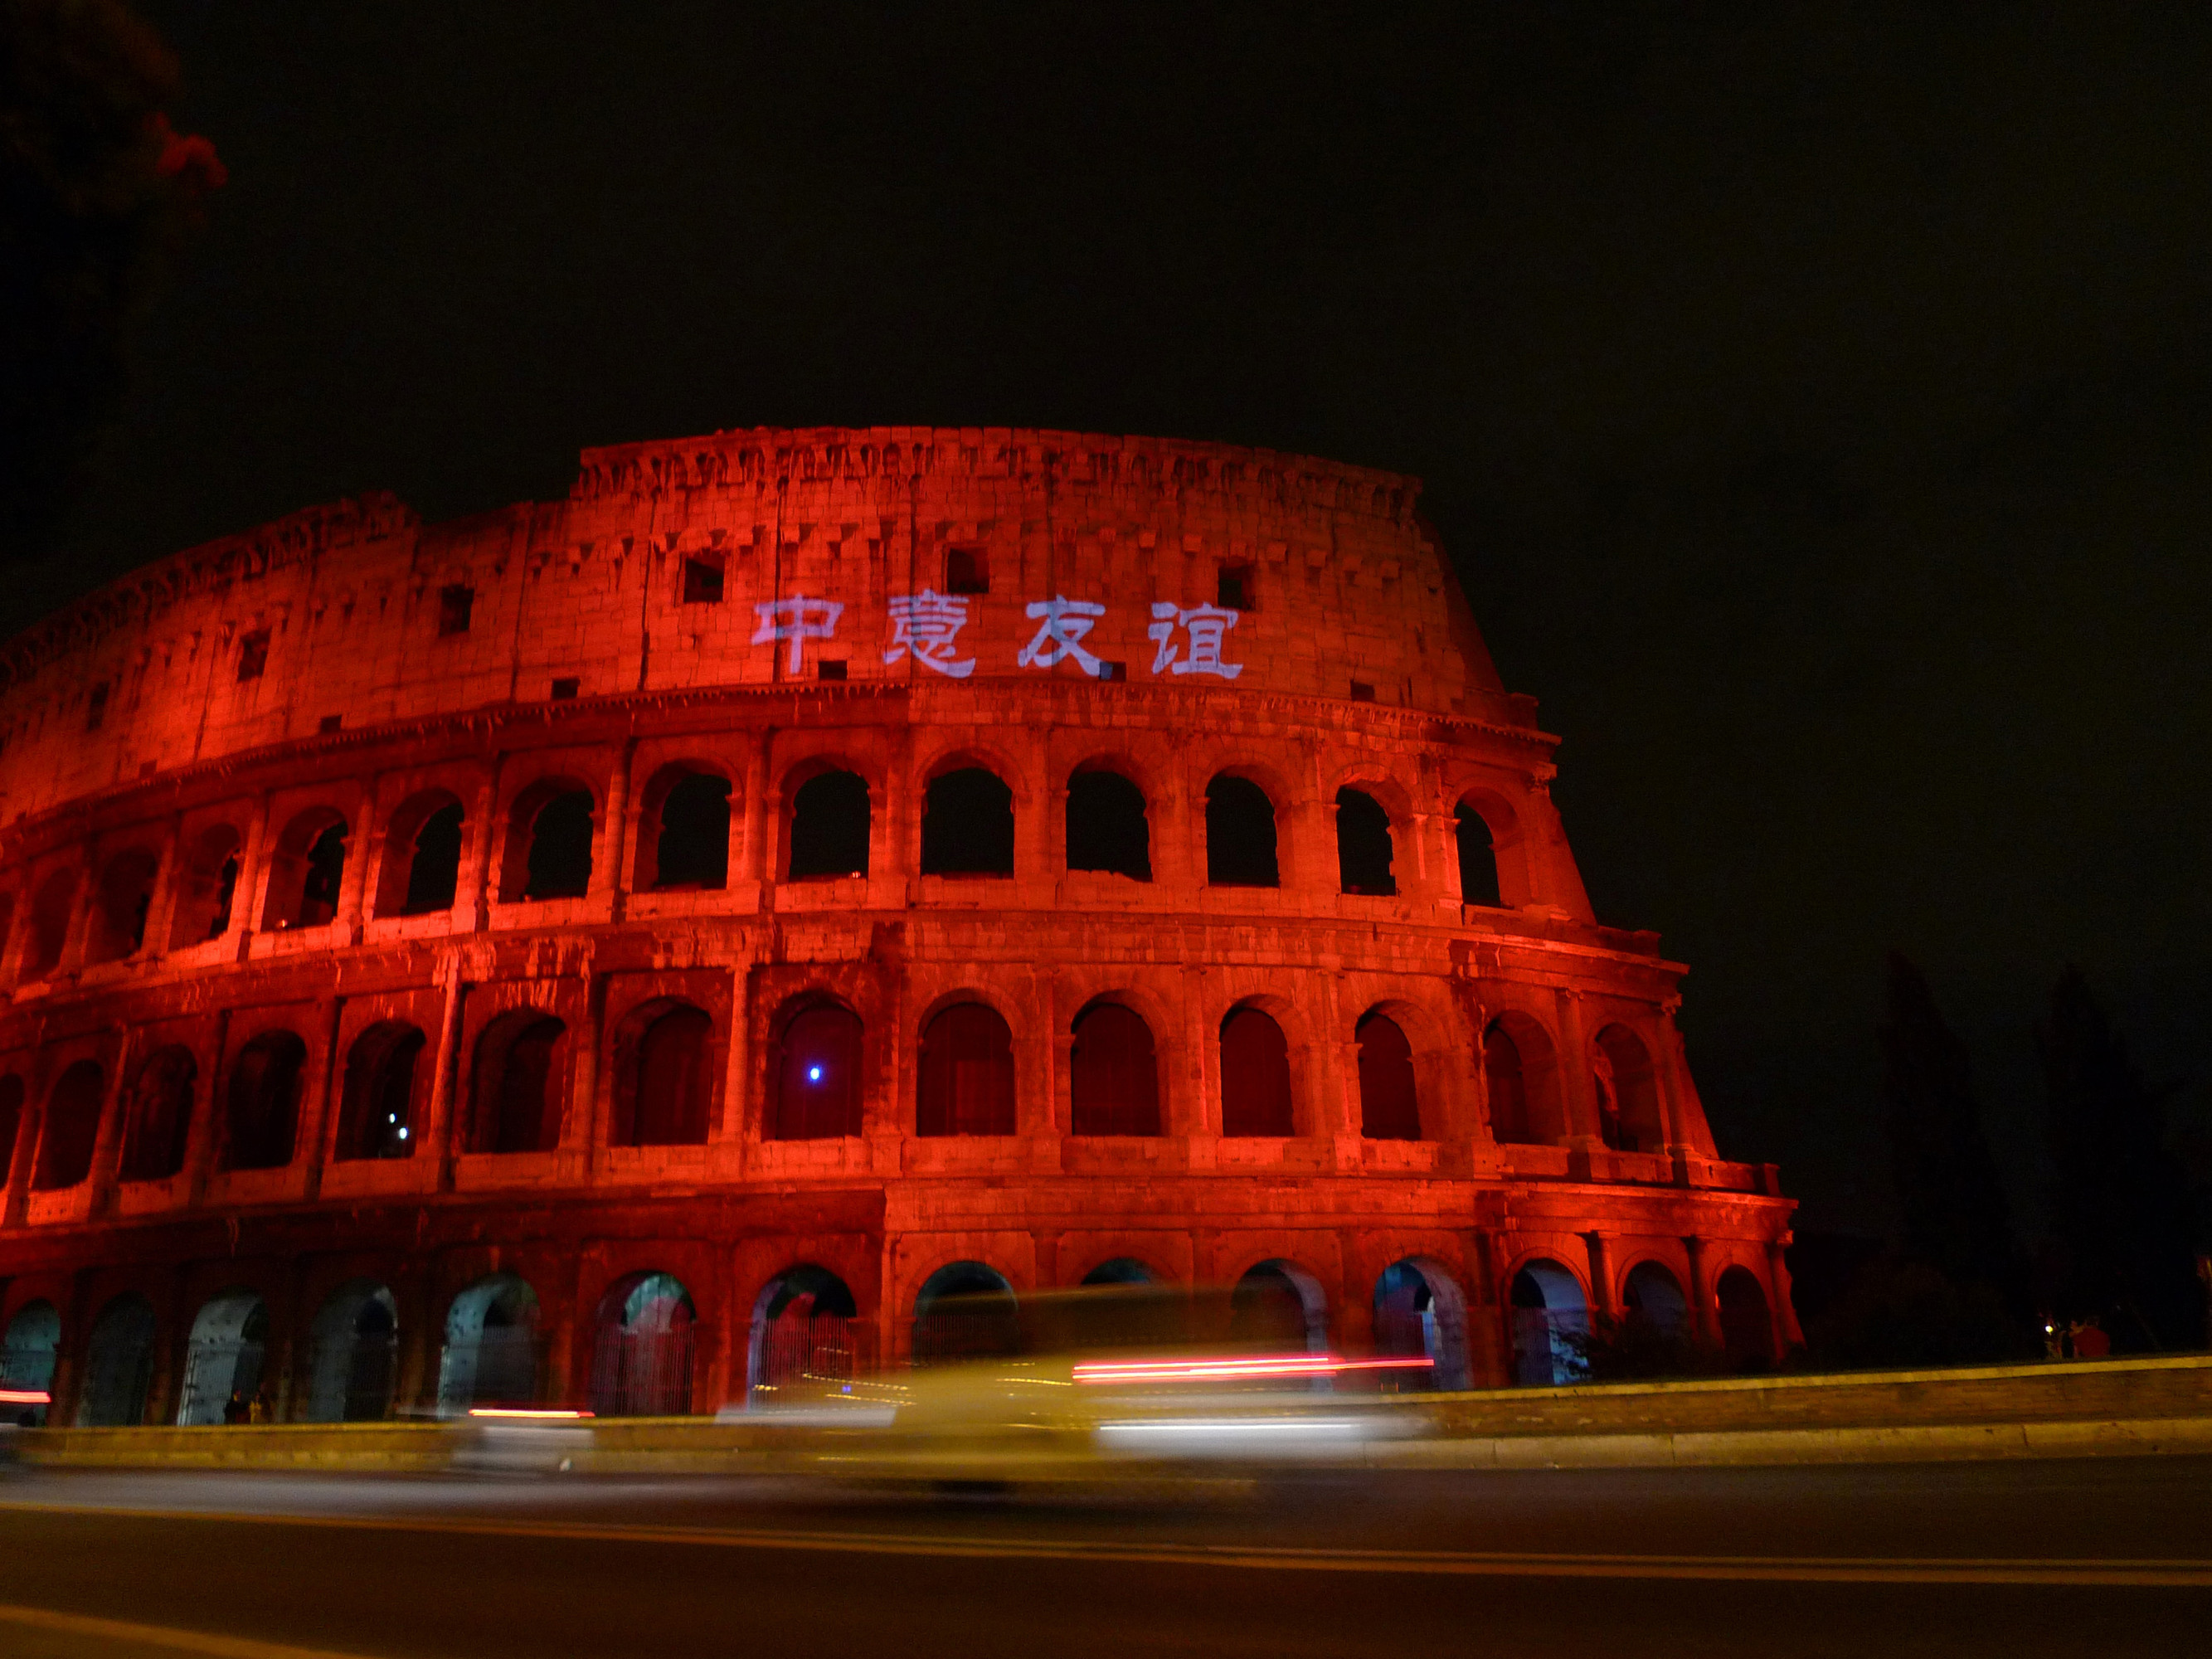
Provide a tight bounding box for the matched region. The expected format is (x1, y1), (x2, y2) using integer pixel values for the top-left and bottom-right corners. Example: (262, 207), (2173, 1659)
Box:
(0, 1458), (2208, 1656)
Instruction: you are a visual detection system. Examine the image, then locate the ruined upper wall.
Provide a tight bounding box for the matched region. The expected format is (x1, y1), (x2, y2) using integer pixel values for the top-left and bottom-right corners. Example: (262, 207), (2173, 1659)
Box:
(0, 429), (1522, 823)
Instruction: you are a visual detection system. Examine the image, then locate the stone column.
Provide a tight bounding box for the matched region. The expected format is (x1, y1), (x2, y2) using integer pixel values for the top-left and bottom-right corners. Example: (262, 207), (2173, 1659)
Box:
(298, 994), (345, 1199)
(425, 954), (468, 1183)
(231, 791), (274, 956)
(737, 734), (772, 887)
(1767, 1238), (1805, 1353)
(591, 740), (634, 922)
(182, 1008), (231, 1207)
(333, 787), (373, 942)
(139, 816), (185, 962)
(85, 1025), (137, 1218)
(1684, 1234), (1721, 1351)
(461, 767), (501, 931)
(1583, 1231), (1618, 1319)
(1553, 987), (1602, 1151)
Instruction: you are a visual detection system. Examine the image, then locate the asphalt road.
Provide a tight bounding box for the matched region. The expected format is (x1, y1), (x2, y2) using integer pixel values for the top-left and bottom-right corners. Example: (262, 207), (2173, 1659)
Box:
(0, 1458), (2207, 1657)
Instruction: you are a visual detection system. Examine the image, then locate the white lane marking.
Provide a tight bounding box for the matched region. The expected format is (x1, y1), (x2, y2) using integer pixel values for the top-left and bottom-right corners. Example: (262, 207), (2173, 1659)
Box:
(0, 1602), (372, 1659)
(2, 1501), (2208, 1588)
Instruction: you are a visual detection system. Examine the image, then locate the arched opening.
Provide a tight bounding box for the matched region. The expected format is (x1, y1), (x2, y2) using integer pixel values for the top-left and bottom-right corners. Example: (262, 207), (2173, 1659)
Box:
(2, 1301), (61, 1424)
(1454, 802), (1502, 907)
(260, 809), (348, 932)
(749, 1266), (862, 1401)
(469, 1011), (566, 1154)
(1718, 1266), (1776, 1372)
(304, 1282), (397, 1422)
(75, 1294), (156, 1426)
(501, 781), (595, 902)
(1592, 1025), (1665, 1153)
(1205, 775), (1278, 888)
(167, 825), (242, 950)
(22, 867), (77, 979)
(916, 1001), (1015, 1136)
(1356, 1012), (1421, 1141)
(1623, 1262), (1689, 1340)
(119, 1046), (196, 1182)
(617, 1002), (715, 1146)
(32, 1059), (105, 1190)
(85, 847), (160, 965)
(176, 1289), (270, 1424)
(771, 1001), (863, 1140)
(1334, 789), (1396, 896)
(1219, 1005), (1293, 1136)
(1483, 1019), (1564, 1146)
(223, 1030), (306, 1170)
(1373, 1260), (1471, 1389)
(0, 1074), (22, 1183)
(1066, 770), (1150, 880)
(1070, 1000), (1159, 1136)
(1081, 1258), (1155, 1287)
(591, 1272), (697, 1417)
(1510, 1260), (1591, 1386)
(374, 792), (465, 917)
(785, 769), (871, 880)
(921, 766), (1014, 877)
(1231, 1261), (1328, 1353)
(640, 768), (732, 891)
(436, 1273), (540, 1413)
(912, 1261), (1017, 1365)
(336, 1023), (425, 1161)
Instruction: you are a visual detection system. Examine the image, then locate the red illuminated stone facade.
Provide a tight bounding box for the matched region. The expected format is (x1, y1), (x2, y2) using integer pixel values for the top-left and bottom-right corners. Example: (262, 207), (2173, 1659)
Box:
(0, 428), (1797, 1424)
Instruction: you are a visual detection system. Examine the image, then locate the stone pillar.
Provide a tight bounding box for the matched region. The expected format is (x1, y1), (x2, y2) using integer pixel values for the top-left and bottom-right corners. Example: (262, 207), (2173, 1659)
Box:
(1767, 1238), (1805, 1353)
(1684, 1234), (1720, 1351)
(53, 842), (96, 980)
(591, 740), (633, 922)
(298, 994), (345, 1198)
(333, 789), (372, 942)
(231, 791), (274, 956)
(461, 767), (501, 931)
(1554, 987), (1601, 1150)
(182, 1009), (231, 1205)
(738, 735), (772, 886)
(85, 1025), (137, 1218)
(1155, 766), (1196, 891)
(1583, 1231), (1617, 1319)
(139, 815), (185, 962)
(425, 955), (468, 1183)
(1, 1070), (37, 1227)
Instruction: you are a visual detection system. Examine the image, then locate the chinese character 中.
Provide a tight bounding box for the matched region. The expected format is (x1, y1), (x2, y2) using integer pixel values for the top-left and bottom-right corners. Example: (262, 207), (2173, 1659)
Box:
(1148, 601), (1243, 679)
(751, 596), (845, 673)
(1017, 596), (1108, 676)
(883, 590), (975, 679)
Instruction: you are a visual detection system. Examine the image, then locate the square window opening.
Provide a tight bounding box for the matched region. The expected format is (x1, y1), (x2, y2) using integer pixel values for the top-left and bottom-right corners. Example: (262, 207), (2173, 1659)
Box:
(438, 585), (474, 636)
(1349, 681), (1377, 702)
(818, 659), (848, 682)
(237, 630), (270, 681)
(551, 677), (580, 700)
(944, 547), (989, 596)
(681, 557), (725, 604)
(1217, 564), (1255, 612)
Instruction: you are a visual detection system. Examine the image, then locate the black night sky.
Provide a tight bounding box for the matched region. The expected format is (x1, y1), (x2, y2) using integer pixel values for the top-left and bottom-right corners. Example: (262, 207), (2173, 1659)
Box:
(14, 4), (2212, 1236)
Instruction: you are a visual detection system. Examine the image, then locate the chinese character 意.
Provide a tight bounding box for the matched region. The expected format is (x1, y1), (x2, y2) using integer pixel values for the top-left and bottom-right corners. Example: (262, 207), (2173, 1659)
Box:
(1017, 596), (1108, 676)
(751, 596), (844, 673)
(1148, 601), (1243, 679)
(883, 590), (975, 679)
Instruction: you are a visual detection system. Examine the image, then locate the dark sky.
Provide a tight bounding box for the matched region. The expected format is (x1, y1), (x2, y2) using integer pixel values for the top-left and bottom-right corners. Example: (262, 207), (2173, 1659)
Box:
(23, 3), (2212, 1234)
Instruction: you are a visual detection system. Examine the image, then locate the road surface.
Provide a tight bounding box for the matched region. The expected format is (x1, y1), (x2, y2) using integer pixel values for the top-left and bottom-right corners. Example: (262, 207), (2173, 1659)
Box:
(0, 1457), (2207, 1656)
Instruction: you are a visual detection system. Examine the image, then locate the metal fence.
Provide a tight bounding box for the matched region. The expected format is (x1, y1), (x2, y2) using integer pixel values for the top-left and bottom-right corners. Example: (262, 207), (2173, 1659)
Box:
(1511, 1307), (1592, 1387)
(910, 1306), (1020, 1366)
(752, 1314), (868, 1399)
(589, 1326), (697, 1417)
(436, 1329), (542, 1413)
(176, 1338), (267, 1424)
(302, 1334), (398, 1422)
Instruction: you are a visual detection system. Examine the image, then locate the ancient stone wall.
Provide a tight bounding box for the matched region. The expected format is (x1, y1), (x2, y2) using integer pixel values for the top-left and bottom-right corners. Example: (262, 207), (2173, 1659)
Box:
(0, 429), (1795, 1423)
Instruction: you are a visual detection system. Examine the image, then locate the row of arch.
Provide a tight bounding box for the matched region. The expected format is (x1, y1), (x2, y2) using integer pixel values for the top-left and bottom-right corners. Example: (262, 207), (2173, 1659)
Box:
(2, 753), (1531, 982)
(0, 993), (1670, 1185)
(2, 1253), (1781, 1423)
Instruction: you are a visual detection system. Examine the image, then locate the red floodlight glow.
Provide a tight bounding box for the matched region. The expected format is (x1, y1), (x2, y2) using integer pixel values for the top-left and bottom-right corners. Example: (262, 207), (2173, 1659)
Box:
(1072, 1352), (1432, 1384)
(466, 1407), (594, 1420)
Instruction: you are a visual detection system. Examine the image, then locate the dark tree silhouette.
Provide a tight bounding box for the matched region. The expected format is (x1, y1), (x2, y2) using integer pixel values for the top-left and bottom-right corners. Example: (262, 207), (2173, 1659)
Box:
(2038, 966), (2205, 1352)
(1880, 951), (2029, 1311)
(0, 1), (224, 556)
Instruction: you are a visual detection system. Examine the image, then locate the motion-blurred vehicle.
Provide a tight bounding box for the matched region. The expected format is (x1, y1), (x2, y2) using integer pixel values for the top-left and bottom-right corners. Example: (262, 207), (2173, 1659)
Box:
(762, 1284), (1429, 1485)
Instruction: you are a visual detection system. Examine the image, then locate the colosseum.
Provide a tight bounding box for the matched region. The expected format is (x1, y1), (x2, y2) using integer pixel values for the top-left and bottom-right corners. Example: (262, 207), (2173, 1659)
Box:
(0, 426), (1797, 1426)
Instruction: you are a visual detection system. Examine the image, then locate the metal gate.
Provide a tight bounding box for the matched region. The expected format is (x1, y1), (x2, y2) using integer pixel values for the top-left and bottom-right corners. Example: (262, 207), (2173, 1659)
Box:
(176, 1338), (267, 1424)
(589, 1325), (697, 1416)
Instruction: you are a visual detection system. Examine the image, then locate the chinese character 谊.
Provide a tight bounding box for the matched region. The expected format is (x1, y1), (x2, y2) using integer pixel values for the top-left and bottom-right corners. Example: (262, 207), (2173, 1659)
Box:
(1148, 601), (1243, 679)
